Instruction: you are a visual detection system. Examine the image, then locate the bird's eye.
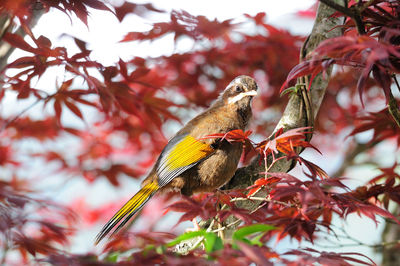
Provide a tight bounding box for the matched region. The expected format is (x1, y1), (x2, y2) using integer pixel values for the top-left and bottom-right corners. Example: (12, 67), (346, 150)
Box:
(235, 85), (242, 93)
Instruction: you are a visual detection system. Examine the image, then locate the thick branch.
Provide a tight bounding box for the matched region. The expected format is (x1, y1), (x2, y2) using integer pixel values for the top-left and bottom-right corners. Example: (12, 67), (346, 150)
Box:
(175, 0), (345, 253)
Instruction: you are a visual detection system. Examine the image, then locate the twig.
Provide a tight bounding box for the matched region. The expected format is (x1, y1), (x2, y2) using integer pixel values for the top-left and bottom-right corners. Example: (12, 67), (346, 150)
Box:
(0, 91), (56, 133)
(388, 89), (400, 128)
(230, 196), (296, 208)
(316, 226), (400, 249)
(331, 141), (378, 178)
(315, 240), (400, 249)
(393, 75), (400, 95)
(211, 202), (268, 234)
(0, 98), (42, 132)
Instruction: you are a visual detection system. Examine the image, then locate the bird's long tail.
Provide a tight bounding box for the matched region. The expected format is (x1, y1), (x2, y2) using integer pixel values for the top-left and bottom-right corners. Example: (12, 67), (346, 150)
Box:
(95, 181), (159, 244)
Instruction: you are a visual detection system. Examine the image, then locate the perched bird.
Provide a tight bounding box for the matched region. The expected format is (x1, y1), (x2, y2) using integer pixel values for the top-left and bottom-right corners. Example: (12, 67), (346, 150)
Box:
(95, 75), (258, 244)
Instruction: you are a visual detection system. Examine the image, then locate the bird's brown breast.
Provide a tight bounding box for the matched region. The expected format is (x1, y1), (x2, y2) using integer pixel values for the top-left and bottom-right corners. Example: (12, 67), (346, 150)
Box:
(164, 104), (251, 195)
(176, 141), (242, 196)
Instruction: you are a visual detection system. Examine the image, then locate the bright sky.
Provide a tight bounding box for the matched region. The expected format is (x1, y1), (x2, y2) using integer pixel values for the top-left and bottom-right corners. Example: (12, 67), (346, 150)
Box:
(30, 0), (315, 65)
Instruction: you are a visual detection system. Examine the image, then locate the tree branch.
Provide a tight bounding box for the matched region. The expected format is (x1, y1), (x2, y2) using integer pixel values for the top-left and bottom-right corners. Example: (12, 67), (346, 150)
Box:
(319, 0), (366, 35)
(331, 141), (378, 178)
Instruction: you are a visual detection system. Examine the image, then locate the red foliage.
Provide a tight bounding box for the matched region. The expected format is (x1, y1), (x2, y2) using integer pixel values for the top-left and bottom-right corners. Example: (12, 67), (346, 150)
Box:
(281, 1), (400, 105)
(258, 127), (317, 157)
(285, 248), (376, 266)
(0, 0), (399, 265)
(350, 107), (400, 145)
(0, 180), (75, 264)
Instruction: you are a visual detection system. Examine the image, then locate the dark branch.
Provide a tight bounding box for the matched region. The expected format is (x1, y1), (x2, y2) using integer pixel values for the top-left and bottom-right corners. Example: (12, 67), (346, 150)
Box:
(388, 90), (400, 128)
(393, 75), (400, 94)
(319, 0), (366, 35)
(319, 0), (353, 17)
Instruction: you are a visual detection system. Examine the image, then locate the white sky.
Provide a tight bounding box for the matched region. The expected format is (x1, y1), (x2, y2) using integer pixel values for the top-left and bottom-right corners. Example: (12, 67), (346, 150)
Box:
(30, 0), (315, 65)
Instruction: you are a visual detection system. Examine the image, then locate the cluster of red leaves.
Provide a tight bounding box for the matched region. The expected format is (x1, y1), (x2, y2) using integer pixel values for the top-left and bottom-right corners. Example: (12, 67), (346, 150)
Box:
(43, 230), (282, 265)
(349, 107), (400, 144)
(121, 10), (235, 42)
(281, 0), (400, 104)
(205, 129), (323, 185)
(0, 179), (75, 264)
(161, 169), (394, 265)
(359, 163), (400, 210)
(204, 128), (328, 180)
(257, 128), (317, 159)
(122, 11), (303, 109)
(146, 171), (382, 265)
(0, 0), (161, 26)
(285, 248), (376, 266)
(165, 127), (397, 264)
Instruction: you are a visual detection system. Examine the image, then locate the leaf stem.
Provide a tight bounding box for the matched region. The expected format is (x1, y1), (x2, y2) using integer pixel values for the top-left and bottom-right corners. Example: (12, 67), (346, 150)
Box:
(0, 98), (41, 133)
(0, 92), (55, 133)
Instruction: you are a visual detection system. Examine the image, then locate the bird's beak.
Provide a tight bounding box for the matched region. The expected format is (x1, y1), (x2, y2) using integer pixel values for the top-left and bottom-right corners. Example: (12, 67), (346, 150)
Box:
(244, 90), (257, 97)
(228, 90), (258, 104)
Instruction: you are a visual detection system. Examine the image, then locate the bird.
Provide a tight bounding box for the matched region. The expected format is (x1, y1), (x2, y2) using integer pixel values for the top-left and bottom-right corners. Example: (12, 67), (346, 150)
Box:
(95, 75), (258, 244)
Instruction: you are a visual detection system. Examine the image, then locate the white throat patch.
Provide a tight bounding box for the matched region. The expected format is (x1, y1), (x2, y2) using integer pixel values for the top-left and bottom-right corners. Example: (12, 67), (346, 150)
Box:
(228, 90), (257, 104)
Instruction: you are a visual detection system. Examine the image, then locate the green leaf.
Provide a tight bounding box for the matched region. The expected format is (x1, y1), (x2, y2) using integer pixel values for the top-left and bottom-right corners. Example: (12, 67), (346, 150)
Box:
(250, 232), (265, 247)
(280, 86), (296, 97)
(142, 244), (156, 256)
(104, 252), (119, 263)
(203, 232), (223, 253)
(167, 230), (223, 253)
(232, 224), (275, 249)
(166, 230), (207, 247)
(156, 245), (166, 254)
(280, 83), (306, 97)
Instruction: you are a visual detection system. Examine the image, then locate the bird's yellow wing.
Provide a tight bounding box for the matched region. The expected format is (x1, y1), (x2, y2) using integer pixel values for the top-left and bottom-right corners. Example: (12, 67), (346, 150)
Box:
(155, 133), (215, 186)
(95, 134), (214, 244)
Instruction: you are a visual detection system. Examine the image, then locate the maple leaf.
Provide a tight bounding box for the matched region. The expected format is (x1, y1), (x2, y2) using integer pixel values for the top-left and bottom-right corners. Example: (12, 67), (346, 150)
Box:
(114, 2), (163, 22)
(257, 127), (318, 158)
(285, 248), (376, 266)
(349, 107), (400, 144)
(202, 129), (255, 160)
(282, 34), (400, 104)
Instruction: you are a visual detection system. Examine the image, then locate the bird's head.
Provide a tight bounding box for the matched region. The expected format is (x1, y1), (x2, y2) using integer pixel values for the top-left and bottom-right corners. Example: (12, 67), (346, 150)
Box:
(219, 75), (258, 110)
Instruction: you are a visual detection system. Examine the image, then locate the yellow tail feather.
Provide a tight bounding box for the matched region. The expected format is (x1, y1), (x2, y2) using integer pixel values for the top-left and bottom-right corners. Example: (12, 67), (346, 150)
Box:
(95, 181), (159, 244)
